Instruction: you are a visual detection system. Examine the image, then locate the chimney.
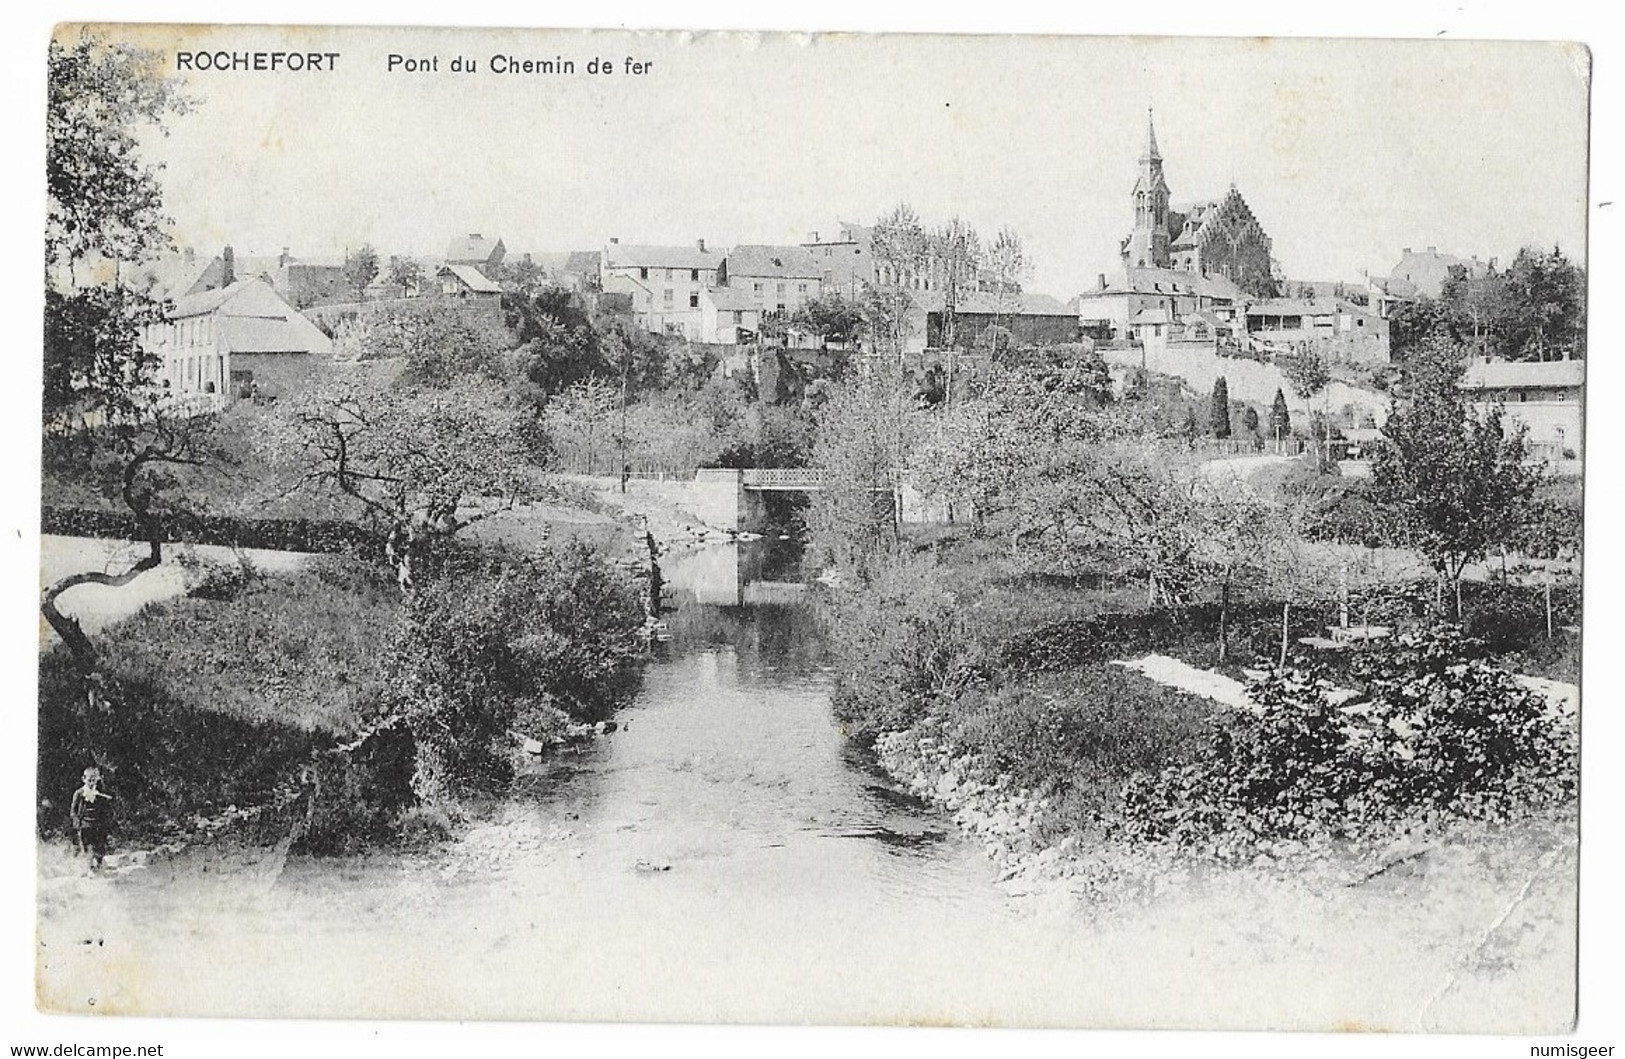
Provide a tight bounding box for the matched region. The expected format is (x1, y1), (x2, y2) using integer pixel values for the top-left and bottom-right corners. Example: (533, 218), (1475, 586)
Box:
(279, 246), (290, 268)
(1098, 273), (1107, 290)
(1426, 245), (1437, 254)
(221, 245), (235, 286)
(469, 233), (481, 240)
(696, 238), (707, 253)
(1401, 247), (1411, 255)
(609, 237), (619, 244)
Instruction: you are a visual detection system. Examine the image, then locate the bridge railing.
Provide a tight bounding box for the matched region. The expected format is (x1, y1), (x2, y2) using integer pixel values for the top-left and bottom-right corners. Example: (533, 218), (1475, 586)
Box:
(740, 468), (834, 488)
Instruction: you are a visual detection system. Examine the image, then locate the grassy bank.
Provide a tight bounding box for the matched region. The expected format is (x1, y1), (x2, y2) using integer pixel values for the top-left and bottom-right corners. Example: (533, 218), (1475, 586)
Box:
(820, 527), (1579, 878)
(39, 538), (648, 855)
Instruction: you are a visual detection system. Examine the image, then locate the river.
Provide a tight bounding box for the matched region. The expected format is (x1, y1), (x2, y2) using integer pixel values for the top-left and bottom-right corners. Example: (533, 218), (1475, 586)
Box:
(35, 540), (1571, 1030)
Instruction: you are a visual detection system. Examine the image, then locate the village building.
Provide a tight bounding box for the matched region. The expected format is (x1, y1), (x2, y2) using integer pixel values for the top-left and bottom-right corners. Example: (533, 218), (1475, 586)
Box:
(1075, 266), (1248, 343)
(904, 291), (1078, 354)
(1385, 246), (1491, 301)
(801, 224), (876, 299)
(444, 233), (506, 272)
(718, 245), (825, 315)
(127, 248), (228, 302)
(141, 277), (333, 412)
(1119, 110), (1275, 297)
(1245, 296), (1391, 364)
(436, 264), (503, 302)
(600, 239), (721, 340)
(1459, 357), (1584, 468)
(699, 286), (763, 346)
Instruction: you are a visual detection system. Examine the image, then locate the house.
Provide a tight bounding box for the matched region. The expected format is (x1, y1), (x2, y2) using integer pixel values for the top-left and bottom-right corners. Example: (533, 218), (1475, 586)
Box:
(141, 277), (334, 412)
(237, 248), (349, 308)
(128, 249), (227, 302)
(1244, 298), (1390, 364)
(718, 245), (824, 315)
(600, 239), (721, 340)
(1074, 266), (1247, 342)
(445, 233), (506, 271)
(699, 286), (763, 345)
(1386, 247), (1491, 301)
(801, 224), (876, 299)
(1459, 357), (1584, 466)
(912, 290), (1079, 353)
(436, 264), (503, 301)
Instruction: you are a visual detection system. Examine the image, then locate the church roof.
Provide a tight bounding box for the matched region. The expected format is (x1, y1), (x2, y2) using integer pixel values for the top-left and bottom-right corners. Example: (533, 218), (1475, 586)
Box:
(1142, 109), (1162, 163)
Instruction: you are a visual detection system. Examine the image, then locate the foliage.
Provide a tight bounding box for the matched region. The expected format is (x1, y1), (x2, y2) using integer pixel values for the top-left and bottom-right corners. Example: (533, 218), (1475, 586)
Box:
(945, 666), (1212, 838)
(819, 554), (985, 738)
(1372, 336), (1541, 591)
(1209, 376), (1232, 438)
(386, 255), (424, 298)
(336, 301), (514, 387)
(268, 375), (539, 588)
(374, 541), (644, 798)
(1268, 387), (1291, 439)
(343, 244), (380, 298)
(1120, 627), (1577, 856)
(807, 364), (926, 572)
(46, 31), (189, 271)
(791, 291), (866, 346)
(1284, 349), (1330, 401)
(1389, 246), (1585, 362)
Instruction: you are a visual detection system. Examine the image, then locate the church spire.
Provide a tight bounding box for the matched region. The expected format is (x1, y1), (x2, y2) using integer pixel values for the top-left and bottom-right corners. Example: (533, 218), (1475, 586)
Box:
(1142, 107), (1162, 164)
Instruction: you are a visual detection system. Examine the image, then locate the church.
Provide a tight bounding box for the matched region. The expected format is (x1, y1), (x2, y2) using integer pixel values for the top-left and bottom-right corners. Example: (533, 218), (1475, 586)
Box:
(1119, 111), (1277, 298)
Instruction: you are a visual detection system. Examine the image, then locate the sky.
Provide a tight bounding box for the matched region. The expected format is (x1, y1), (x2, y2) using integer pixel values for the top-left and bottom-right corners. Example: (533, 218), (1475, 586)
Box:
(89, 25), (1591, 298)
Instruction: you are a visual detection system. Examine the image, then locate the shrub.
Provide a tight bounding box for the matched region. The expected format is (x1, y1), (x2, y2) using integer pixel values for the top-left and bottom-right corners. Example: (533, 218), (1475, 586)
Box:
(819, 554), (985, 738)
(376, 539), (645, 799)
(946, 666), (1213, 839)
(1121, 627), (1577, 856)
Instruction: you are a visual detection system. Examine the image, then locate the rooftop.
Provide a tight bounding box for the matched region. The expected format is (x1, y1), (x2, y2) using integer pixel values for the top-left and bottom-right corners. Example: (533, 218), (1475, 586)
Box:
(1460, 358), (1585, 391)
(604, 243), (720, 271)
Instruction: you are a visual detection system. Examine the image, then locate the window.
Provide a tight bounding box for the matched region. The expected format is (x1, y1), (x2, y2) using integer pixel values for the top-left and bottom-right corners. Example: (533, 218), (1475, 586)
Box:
(639, 267), (648, 280)
(663, 288), (674, 305)
(667, 268), (676, 281)
(689, 292), (699, 308)
(797, 283), (807, 293)
(691, 269), (700, 281)
(753, 282), (763, 293)
(776, 283), (785, 295)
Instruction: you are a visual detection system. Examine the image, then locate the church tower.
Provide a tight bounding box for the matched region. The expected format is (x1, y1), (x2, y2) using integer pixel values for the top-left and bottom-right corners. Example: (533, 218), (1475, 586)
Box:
(1122, 109), (1172, 269)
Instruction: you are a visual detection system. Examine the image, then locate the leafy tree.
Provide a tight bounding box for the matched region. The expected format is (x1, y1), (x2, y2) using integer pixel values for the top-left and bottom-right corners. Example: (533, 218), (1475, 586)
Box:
(1387, 297), (1454, 360)
(269, 376), (538, 591)
(1372, 336), (1542, 616)
(337, 301), (514, 386)
(386, 256), (424, 298)
(932, 216), (982, 352)
(866, 203), (929, 360)
(807, 363), (925, 574)
(42, 30), (200, 668)
(1209, 376), (1232, 438)
(792, 291), (866, 348)
(1496, 245), (1585, 361)
(1242, 405), (1260, 435)
(986, 226), (1030, 337)
(344, 243), (380, 298)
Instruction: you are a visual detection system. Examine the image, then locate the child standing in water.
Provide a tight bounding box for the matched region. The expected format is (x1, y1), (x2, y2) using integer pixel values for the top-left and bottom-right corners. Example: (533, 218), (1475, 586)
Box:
(70, 767), (114, 868)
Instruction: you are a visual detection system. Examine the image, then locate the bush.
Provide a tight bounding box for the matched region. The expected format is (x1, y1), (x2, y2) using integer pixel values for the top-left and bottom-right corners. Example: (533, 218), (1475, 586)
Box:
(819, 554), (985, 738)
(377, 539), (645, 799)
(945, 666), (1212, 839)
(1121, 627), (1577, 856)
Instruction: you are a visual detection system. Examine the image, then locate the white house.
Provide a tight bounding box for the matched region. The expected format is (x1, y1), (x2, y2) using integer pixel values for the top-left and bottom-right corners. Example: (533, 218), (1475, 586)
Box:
(600, 239), (721, 340)
(1459, 357), (1584, 468)
(142, 277), (333, 412)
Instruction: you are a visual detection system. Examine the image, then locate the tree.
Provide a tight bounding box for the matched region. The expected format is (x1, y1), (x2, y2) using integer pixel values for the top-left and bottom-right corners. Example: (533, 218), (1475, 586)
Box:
(932, 216), (982, 354)
(42, 31), (199, 668)
(1242, 405), (1260, 436)
(1210, 376), (1232, 438)
(269, 376), (538, 591)
(344, 244), (380, 299)
(807, 363), (925, 574)
(386, 255), (424, 298)
(985, 226), (1029, 343)
(336, 301), (514, 386)
(866, 203), (929, 361)
(1496, 246), (1586, 361)
(1372, 336), (1542, 617)
(792, 292), (866, 350)
(1268, 388), (1291, 443)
